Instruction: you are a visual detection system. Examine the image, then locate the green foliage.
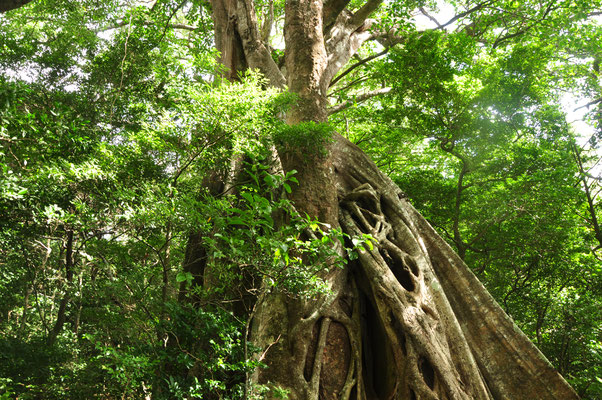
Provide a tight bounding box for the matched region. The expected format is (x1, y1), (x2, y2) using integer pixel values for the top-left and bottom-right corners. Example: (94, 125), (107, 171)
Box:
(199, 164), (346, 297)
(1, 0), (602, 398)
(273, 120), (335, 159)
(0, 33), (340, 396)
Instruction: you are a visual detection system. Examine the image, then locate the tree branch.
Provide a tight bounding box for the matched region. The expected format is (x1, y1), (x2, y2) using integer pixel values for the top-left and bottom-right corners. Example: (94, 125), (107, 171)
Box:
(370, 27), (408, 47)
(329, 75), (370, 95)
(236, 0), (286, 88)
(419, 7), (443, 28)
(95, 19), (198, 33)
(260, 0), (274, 42)
(435, 0), (494, 31)
(327, 87), (391, 114)
(492, 0), (557, 48)
(0, 0), (34, 13)
(574, 96), (602, 111)
(350, 0), (383, 29)
(329, 47), (387, 88)
(323, 0), (351, 32)
(323, 17), (376, 88)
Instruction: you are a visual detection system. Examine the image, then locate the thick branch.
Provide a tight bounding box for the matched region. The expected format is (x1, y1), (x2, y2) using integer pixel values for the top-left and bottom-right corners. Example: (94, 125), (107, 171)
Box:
(323, 0), (350, 32)
(323, 17), (375, 90)
(0, 0), (33, 13)
(260, 0), (274, 42)
(327, 87), (391, 114)
(349, 0), (382, 29)
(237, 0), (286, 88)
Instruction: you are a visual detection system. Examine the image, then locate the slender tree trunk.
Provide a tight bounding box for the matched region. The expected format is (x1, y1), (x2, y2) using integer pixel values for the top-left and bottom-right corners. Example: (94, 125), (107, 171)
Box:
(452, 164), (468, 260)
(72, 270), (84, 335)
(19, 284), (31, 334)
(573, 142), (602, 250)
(47, 229), (74, 346)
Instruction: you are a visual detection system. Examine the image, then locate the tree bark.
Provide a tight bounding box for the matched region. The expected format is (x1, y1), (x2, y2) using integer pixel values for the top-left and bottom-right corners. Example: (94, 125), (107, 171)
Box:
(248, 132), (579, 400)
(0, 0), (34, 13)
(333, 134), (577, 399)
(211, 0), (248, 82)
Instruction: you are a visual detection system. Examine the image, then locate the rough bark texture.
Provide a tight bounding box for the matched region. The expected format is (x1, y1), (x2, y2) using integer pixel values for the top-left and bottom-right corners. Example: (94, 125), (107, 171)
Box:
(331, 134), (577, 399)
(211, 0), (249, 82)
(284, 0), (329, 123)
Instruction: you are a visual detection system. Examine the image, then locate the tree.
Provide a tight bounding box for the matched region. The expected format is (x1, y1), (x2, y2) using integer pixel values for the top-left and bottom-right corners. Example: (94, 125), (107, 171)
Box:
(195, 0), (588, 399)
(1, 0), (600, 399)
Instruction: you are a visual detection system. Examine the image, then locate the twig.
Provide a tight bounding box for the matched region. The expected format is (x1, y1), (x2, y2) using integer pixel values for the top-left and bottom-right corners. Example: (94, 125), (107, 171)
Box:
(419, 7), (443, 28)
(328, 87), (392, 115)
(329, 48), (388, 88)
(573, 97), (602, 112)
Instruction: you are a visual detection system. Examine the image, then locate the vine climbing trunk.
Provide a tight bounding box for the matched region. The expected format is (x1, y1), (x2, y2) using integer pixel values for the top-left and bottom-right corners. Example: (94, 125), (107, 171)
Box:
(330, 134), (578, 399)
(248, 133), (579, 400)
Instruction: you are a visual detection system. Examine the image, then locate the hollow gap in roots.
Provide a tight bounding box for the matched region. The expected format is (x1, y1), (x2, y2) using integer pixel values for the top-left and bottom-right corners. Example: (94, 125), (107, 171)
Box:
(350, 212), (370, 235)
(356, 196), (378, 216)
(380, 248), (415, 292)
(339, 295), (353, 318)
(419, 355), (436, 390)
(360, 290), (397, 399)
(421, 304), (437, 321)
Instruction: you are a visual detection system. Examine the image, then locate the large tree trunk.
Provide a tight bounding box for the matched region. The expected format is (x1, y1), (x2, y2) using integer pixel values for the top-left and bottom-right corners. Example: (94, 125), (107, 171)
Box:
(248, 133), (578, 399)
(200, 0), (579, 398)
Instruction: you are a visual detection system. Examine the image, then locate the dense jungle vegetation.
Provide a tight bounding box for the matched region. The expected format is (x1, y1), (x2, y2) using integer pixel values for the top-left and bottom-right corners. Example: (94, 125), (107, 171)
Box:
(0, 0), (601, 398)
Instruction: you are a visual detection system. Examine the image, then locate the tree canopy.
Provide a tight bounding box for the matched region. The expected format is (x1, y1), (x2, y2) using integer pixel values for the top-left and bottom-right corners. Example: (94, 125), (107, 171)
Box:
(0, 0), (601, 399)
